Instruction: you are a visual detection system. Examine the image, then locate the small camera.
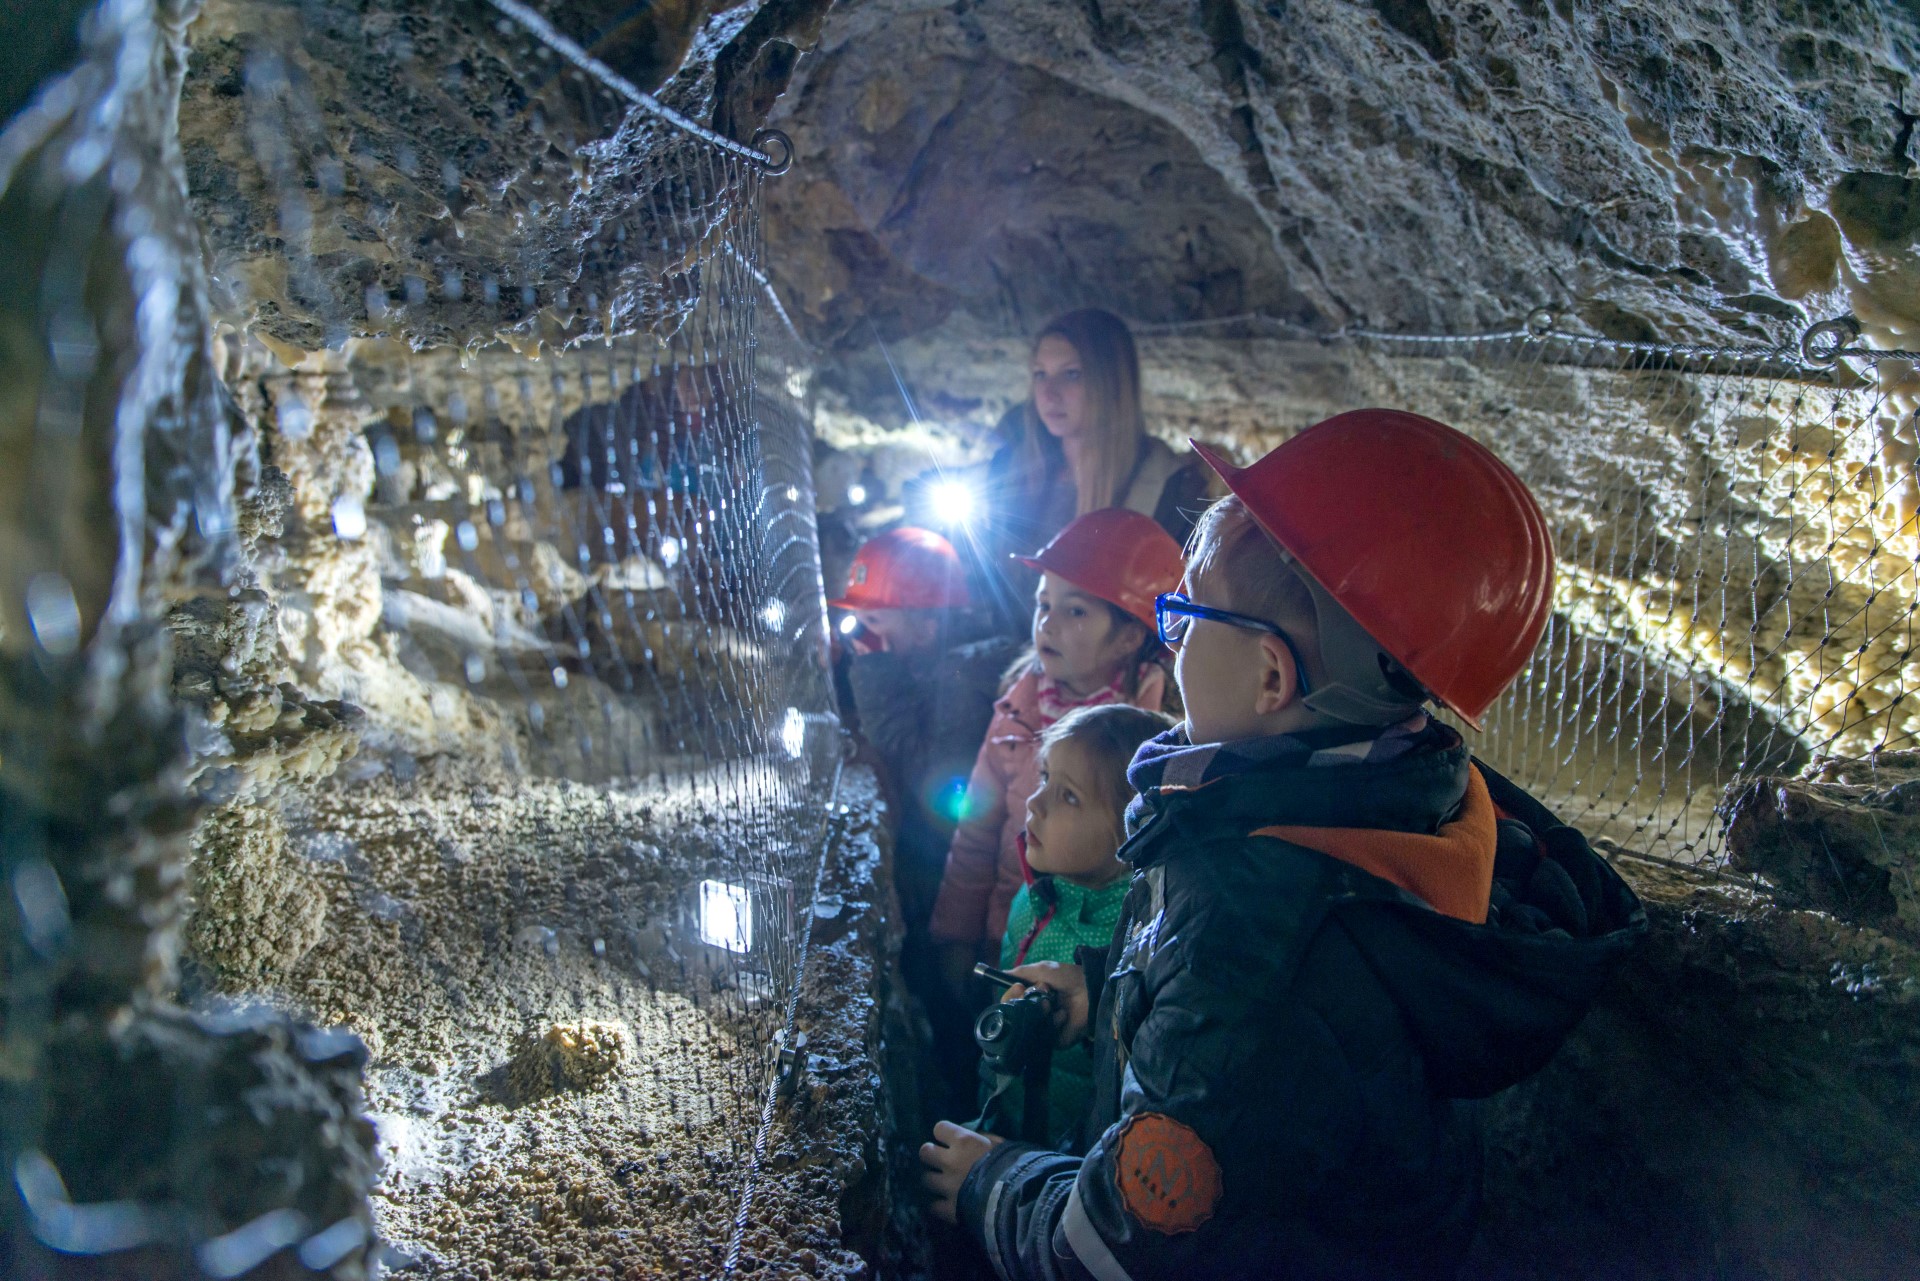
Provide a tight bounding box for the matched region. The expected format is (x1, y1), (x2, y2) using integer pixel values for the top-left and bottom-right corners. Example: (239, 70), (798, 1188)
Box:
(974, 985), (1058, 1079)
(971, 964), (1056, 1143)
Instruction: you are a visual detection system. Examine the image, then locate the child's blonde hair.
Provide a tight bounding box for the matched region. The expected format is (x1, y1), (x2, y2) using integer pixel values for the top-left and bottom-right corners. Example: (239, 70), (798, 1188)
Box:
(1039, 704), (1176, 836)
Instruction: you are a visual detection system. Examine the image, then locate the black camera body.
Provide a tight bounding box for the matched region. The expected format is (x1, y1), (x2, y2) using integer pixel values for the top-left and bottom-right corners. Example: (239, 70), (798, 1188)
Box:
(973, 982), (1056, 1143)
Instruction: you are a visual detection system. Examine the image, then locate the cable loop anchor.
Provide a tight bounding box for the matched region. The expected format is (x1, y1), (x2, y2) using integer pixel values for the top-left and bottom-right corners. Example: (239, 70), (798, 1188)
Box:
(1801, 315), (1862, 366)
(1523, 307), (1558, 338)
(751, 130), (794, 177)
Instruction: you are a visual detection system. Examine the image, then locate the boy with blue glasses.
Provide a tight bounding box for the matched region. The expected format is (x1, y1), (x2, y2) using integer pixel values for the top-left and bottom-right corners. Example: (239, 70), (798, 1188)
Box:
(922, 410), (1645, 1280)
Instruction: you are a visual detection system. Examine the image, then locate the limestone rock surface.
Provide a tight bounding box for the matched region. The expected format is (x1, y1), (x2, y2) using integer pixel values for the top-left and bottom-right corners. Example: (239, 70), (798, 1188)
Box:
(180, 0), (833, 353)
(768, 0), (1920, 356)
(1481, 854), (1920, 1279)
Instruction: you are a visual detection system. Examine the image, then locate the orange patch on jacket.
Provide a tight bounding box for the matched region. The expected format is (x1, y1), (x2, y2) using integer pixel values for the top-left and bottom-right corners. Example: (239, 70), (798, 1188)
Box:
(1114, 1112), (1223, 1234)
(1254, 765), (1497, 923)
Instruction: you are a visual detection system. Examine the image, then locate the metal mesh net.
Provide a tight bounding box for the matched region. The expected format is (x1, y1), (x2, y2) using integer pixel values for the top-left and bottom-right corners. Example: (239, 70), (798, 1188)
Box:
(213, 12), (845, 1268)
(5, 3), (840, 1276)
(1330, 326), (1920, 866)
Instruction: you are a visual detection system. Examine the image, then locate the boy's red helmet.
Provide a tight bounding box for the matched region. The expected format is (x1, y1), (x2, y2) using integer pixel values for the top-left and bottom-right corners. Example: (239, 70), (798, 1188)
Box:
(1190, 410), (1554, 728)
(1016, 508), (1184, 629)
(830, 527), (971, 611)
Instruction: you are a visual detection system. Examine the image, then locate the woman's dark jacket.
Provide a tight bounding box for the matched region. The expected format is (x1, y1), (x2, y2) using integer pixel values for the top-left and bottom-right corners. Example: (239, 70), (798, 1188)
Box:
(972, 414), (1211, 636)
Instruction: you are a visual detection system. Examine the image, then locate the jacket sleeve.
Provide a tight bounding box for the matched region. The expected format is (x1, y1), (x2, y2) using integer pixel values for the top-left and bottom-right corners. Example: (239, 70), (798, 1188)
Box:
(928, 732), (1010, 944)
(847, 653), (931, 786)
(958, 1143), (1091, 1281)
(962, 920), (1365, 1278)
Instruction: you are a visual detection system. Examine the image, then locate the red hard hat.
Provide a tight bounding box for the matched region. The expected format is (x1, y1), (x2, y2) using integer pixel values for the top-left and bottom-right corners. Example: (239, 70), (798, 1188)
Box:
(1190, 410), (1553, 728)
(1016, 508), (1184, 629)
(830, 527), (971, 611)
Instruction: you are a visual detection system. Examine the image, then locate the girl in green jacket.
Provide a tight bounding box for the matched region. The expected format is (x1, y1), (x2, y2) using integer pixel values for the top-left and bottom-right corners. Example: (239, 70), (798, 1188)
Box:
(988, 703), (1174, 1149)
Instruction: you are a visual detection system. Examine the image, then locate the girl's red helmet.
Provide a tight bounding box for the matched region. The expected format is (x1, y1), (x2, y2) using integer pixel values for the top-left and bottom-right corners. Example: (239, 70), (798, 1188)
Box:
(1016, 508), (1184, 629)
(1191, 410), (1554, 728)
(830, 527), (971, 611)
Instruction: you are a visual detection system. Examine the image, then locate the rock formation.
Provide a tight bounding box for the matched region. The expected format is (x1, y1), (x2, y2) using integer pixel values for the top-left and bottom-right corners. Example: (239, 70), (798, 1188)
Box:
(767, 0), (1920, 355)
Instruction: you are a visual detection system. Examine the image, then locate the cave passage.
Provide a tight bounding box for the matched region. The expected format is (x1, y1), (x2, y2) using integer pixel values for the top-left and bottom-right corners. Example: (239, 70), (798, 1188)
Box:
(3, 3), (1920, 1281)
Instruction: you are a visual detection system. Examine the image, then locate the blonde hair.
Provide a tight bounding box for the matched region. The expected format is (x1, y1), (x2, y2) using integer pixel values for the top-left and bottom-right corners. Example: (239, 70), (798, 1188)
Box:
(1040, 704), (1176, 834)
(1186, 495), (1432, 724)
(1018, 309), (1148, 515)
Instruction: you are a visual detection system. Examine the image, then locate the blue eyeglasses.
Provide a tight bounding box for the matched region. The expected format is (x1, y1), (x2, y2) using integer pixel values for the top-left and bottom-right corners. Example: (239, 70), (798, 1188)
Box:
(1154, 592), (1312, 695)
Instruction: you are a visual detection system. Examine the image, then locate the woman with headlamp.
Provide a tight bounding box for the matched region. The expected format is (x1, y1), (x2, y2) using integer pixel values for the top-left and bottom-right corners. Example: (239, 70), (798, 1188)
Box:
(970, 309), (1210, 635)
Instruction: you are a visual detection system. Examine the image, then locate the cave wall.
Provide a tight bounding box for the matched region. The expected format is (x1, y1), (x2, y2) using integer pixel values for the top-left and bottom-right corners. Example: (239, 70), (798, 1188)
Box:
(0, 3), (382, 1277)
(769, 0), (1920, 354)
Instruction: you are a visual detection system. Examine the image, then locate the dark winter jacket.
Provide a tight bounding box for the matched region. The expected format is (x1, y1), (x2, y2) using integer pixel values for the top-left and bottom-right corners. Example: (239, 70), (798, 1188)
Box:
(845, 635), (1019, 923)
(956, 724), (1646, 1281)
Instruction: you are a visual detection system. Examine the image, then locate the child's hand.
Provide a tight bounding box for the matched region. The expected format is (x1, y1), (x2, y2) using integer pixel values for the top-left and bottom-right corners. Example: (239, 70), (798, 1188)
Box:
(920, 1120), (1002, 1223)
(1007, 961), (1090, 1047)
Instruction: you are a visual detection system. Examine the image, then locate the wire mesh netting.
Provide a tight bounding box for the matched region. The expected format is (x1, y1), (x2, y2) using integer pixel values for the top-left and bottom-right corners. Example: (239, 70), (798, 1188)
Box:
(1329, 325), (1920, 866)
(6, 3), (845, 1277)
(210, 6), (848, 1265)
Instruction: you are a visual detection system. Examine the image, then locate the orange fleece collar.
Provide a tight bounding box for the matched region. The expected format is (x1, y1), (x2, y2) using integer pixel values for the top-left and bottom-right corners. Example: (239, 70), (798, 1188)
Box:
(1253, 766), (1497, 923)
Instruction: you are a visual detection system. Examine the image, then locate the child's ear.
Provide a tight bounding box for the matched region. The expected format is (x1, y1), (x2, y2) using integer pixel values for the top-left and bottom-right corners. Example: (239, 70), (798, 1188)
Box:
(1252, 632), (1304, 714)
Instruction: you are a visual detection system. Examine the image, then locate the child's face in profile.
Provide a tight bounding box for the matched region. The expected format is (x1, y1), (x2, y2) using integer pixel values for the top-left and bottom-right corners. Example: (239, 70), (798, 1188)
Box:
(1024, 738), (1127, 887)
(1032, 573), (1141, 696)
(1172, 573), (1297, 745)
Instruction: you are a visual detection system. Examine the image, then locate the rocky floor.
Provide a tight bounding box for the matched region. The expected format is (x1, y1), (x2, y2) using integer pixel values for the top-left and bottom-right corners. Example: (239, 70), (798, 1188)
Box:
(186, 754), (896, 1279)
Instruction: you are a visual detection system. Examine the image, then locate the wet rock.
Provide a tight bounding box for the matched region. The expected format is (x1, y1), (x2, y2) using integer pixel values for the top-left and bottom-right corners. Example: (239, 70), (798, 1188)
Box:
(1477, 856), (1920, 1279)
(30, 1004), (378, 1280)
(503, 1021), (630, 1105)
(769, 0), (1920, 349)
(187, 804), (330, 985)
(179, 0), (828, 352)
(1724, 751), (1920, 938)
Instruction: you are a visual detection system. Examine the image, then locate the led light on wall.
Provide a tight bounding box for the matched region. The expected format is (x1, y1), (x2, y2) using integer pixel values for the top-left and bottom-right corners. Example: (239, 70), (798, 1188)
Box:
(838, 614), (859, 636)
(25, 574), (80, 657)
(847, 483), (868, 506)
(780, 707), (807, 759)
(330, 494), (367, 540)
(698, 880), (752, 952)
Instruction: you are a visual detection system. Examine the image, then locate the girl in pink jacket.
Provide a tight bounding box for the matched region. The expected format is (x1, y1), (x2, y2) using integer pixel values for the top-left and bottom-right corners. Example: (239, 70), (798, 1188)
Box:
(928, 509), (1184, 960)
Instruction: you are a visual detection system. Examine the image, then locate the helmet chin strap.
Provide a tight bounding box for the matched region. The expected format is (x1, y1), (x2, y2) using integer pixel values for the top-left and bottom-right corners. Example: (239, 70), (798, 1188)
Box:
(1294, 572), (1429, 727)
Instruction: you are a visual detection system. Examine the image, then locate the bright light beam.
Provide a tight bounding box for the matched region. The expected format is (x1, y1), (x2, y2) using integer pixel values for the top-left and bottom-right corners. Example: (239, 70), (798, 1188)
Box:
(930, 479), (976, 527)
(780, 706), (808, 759)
